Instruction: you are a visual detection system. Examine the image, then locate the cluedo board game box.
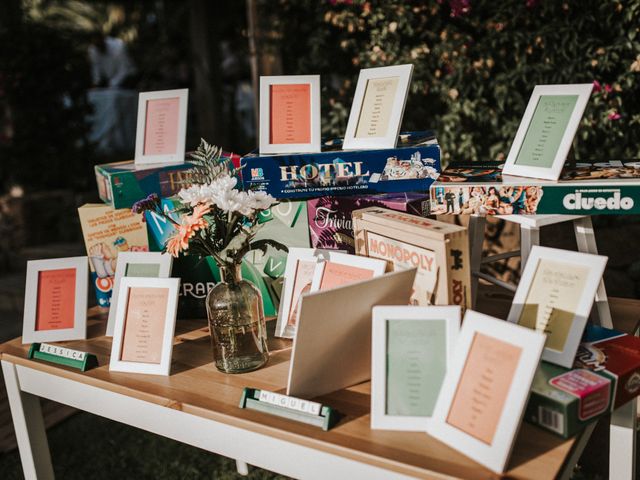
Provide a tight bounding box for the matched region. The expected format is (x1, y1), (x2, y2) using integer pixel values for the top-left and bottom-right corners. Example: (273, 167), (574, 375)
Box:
(352, 207), (470, 309)
(242, 131), (440, 199)
(430, 160), (640, 215)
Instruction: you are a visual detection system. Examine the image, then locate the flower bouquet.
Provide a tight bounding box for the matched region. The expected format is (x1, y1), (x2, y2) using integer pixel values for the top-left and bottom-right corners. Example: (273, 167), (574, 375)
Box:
(133, 139), (286, 373)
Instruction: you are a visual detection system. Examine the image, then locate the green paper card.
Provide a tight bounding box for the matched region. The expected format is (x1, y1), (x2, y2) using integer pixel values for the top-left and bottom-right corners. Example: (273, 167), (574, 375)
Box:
(125, 263), (161, 277)
(514, 95), (579, 168)
(386, 319), (447, 417)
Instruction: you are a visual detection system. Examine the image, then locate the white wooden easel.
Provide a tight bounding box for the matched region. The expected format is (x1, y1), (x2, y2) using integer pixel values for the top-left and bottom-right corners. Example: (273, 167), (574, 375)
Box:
(469, 214), (612, 328)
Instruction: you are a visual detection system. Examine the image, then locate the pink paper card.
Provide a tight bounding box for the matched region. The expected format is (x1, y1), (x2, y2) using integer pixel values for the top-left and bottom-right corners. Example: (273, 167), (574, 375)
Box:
(270, 84), (311, 144)
(120, 287), (169, 364)
(446, 332), (523, 445)
(318, 262), (375, 291)
(287, 259), (317, 326)
(35, 268), (76, 331)
(143, 97), (180, 156)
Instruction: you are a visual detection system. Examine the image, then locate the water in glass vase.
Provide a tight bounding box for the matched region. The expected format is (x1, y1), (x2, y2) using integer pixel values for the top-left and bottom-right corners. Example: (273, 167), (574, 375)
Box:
(206, 264), (269, 373)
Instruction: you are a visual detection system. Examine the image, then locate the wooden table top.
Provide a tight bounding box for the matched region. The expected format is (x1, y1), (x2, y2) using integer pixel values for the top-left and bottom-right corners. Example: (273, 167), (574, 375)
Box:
(2, 291), (639, 480)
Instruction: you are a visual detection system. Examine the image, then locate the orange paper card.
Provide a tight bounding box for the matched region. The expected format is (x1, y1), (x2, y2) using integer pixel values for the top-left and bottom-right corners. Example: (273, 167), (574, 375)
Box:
(288, 259), (317, 326)
(269, 84), (311, 144)
(446, 332), (522, 445)
(318, 262), (375, 290)
(144, 97), (180, 155)
(35, 268), (76, 331)
(120, 287), (169, 364)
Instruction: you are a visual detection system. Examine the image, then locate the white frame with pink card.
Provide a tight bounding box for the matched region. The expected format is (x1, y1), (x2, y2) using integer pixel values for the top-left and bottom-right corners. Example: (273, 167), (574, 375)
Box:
(109, 276), (180, 376)
(427, 310), (545, 473)
(134, 88), (189, 165)
(275, 247), (334, 339)
(22, 256), (88, 344)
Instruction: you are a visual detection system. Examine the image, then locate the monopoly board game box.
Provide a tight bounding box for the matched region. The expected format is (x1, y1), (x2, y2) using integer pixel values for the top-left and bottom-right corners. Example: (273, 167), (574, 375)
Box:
(353, 207), (470, 309)
(574, 324), (640, 409)
(78, 204), (149, 307)
(430, 160), (640, 215)
(146, 197), (310, 318)
(242, 131), (441, 200)
(307, 193), (430, 254)
(525, 361), (612, 438)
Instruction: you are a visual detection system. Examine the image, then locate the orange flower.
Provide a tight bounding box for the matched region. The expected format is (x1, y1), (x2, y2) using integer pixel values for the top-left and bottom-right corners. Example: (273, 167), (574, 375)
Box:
(165, 205), (211, 257)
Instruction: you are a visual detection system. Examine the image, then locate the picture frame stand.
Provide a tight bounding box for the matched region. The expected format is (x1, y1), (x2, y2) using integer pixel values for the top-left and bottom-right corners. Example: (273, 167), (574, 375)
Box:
(239, 388), (338, 431)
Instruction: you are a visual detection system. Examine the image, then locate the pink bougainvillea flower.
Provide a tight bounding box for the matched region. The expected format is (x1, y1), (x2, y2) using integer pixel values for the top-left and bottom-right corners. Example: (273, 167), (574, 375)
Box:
(449, 0), (471, 17)
(604, 84), (613, 93)
(608, 111), (621, 121)
(593, 80), (602, 93)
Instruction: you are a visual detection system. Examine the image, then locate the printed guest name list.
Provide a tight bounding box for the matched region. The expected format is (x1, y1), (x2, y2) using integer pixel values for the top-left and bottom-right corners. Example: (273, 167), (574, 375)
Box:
(120, 287), (169, 364)
(270, 84), (311, 144)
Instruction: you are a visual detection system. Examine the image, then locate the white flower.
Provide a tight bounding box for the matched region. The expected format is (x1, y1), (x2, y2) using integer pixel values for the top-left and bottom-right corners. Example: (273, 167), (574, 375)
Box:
(246, 190), (277, 211)
(178, 175), (240, 207)
(178, 184), (209, 206)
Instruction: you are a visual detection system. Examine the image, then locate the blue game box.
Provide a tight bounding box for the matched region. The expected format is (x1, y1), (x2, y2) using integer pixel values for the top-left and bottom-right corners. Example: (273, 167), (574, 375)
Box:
(241, 131), (441, 200)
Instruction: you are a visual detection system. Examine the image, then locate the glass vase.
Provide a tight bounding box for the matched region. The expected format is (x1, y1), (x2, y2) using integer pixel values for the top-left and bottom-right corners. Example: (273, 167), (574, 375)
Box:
(206, 263), (269, 373)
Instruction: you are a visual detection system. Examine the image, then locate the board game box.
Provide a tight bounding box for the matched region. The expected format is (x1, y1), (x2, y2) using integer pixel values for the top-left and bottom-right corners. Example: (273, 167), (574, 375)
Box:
(307, 193), (430, 254)
(430, 160), (640, 215)
(352, 207), (470, 309)
(242, 131), (440, 199)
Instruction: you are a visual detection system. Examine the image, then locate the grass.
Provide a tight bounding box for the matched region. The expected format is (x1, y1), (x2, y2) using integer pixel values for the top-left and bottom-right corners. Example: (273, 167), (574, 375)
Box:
(0, 412), (290, 480)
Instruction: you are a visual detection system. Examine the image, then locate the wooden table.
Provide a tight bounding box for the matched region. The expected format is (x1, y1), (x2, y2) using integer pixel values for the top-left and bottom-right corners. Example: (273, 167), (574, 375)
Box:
(1, 292), (638, 480)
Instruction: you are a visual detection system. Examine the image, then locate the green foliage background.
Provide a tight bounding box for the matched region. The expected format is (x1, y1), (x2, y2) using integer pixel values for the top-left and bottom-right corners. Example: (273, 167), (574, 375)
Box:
(271, 0), (640, 163)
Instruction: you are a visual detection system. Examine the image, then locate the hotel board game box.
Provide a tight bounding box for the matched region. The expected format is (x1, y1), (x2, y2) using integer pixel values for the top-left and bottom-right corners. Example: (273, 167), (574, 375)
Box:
(146, 197), (310, 318)
(242, 131), (441, 200)
(352, 207), (470, 309)
(573, 325), (640, 409)
(307, 193), (430, 254)
(525, 361), (613, 438)
(78, 204), (149, 307)
(430, 160), (640, 215)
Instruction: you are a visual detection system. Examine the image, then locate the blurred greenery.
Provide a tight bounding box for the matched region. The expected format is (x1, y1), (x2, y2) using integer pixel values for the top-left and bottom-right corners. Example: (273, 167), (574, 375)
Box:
(270, 0), (640, 163)
(0, 412), (289, 480)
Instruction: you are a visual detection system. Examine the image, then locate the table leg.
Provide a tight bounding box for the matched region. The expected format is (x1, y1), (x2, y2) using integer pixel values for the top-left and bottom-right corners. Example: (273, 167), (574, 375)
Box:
(610, 399), (637, 480)
(1, 361), (54, 480)
(236, 459), (249, 476)
(573, 217), (613, 328)
(468, 215), (486, 308)
(519, 225), (540, 273)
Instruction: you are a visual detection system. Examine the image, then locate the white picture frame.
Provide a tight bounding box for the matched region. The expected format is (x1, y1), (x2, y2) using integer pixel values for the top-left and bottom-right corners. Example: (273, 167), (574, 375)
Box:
(371, 306), (460, 431)
(109, 277), (180, 376)
(22, 256), (89, 344)
(259, 75), (321, 154)
(134, 88), (189, 165)
(502, 84), (593, 180)
(310, 251), (388, 291)
(275, 247), (335, 339)
(106, 252), (174, 337)
(507, 246), (607, 368)
(427, 310), (545, 473)
(343, 64), (414, 150)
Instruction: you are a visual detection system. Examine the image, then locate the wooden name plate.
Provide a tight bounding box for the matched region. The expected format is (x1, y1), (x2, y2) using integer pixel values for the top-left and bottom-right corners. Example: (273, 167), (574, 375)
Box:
(27, 343), (98, 372)
(239, 387), (338, 431)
